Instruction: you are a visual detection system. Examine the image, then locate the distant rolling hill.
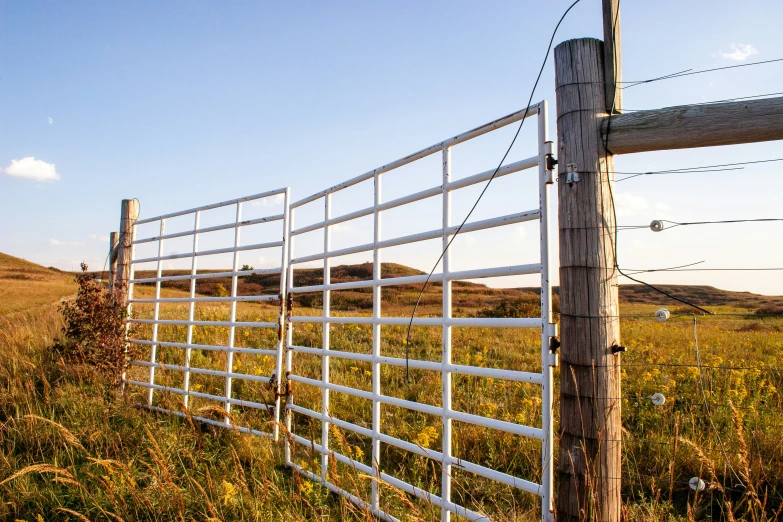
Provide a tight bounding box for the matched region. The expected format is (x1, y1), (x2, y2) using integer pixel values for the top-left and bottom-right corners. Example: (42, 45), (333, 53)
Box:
(125, 261), (783, 314)
(0, 252), (77, 314)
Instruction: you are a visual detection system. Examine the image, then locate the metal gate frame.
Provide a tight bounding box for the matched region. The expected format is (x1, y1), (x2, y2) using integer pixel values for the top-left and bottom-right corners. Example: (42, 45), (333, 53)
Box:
(284, 101), (557, 521)
(123, 188), (291, 440)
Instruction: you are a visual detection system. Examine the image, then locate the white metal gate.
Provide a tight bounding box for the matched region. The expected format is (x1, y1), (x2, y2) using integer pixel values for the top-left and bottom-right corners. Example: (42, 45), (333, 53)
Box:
(284, 101), (557, 521)
(123, 188), (290, 440)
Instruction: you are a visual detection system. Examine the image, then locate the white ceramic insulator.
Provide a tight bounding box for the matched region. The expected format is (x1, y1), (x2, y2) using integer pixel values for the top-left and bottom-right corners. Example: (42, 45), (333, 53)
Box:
(656, 308), (671, 322)
(650, 220), (664, 232)
(689, 477), (706, 491)
(651, 393), (666, 406)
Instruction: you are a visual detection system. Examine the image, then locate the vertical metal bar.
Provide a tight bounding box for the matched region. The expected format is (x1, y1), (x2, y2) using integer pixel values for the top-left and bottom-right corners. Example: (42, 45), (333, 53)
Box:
(538, 99), (555, 522)
(441, 144), (453, 522)
(147, 218), (165, 406)
(183, 210), (201, 408)
(224, 202), (243, 425)
(371, 171), (382, 512)
(274, 189), (291, 441)
(284, 205), (296, 464)
(322, 194), (332, 482)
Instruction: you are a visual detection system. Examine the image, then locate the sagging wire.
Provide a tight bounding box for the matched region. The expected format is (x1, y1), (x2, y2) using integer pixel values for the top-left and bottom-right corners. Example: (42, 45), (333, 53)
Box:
(402, 0), (583, 382)
(600, 35), (713, 316)
(616, 157), (783, 182)
(621, 57), (783, 90)
(656, 218), (783, 230)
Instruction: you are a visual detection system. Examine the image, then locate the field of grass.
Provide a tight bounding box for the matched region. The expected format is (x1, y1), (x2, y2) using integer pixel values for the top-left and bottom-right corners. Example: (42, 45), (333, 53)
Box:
(2, 255), (783, 521)
(0, 253), (77, 314)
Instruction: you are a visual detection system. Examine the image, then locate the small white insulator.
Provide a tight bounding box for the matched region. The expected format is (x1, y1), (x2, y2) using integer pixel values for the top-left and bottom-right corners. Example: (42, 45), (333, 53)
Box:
(655, 308), (671, 322)
(651, 393), (666, 406)
(689, 477), (706, 491)
(650, 220), (664, 232)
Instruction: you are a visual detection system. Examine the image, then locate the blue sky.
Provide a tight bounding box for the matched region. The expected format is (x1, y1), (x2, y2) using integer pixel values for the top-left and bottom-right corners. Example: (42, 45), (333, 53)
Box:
(1, 1), (782, 294)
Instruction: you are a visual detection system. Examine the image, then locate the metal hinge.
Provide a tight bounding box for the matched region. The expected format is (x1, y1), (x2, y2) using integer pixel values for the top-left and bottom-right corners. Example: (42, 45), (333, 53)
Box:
(544, 141), (557, 184)
(546, 323), (560, 367)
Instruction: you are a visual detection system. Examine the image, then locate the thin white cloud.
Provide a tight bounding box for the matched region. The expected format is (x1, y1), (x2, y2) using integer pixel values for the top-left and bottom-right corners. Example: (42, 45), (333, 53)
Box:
(614, 192), (649, 217)
(49, 238), (85, 247)
(89, 234), (110, 242)
(47, 117), (53, 125)
(717, 43), (758, 61)
(655, 202), (672, 212)
(2, 157), (61, 181)
(516, 226), (527, 239)
(252, 193), (285, 207)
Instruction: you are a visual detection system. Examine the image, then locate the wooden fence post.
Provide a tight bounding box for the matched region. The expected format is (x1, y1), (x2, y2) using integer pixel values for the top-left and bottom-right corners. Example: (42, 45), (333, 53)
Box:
(116, 200), (139, 306)
(554, 38), (622, 522)
(109, 231), (119, 296)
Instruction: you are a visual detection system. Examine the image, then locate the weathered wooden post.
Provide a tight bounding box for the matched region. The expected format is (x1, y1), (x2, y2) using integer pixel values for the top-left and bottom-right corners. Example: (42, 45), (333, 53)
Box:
(108, 231), (119, 296)
(602, 0), (622, 113)
(555, 38), (622, 522)
(116, 199), (139, 306)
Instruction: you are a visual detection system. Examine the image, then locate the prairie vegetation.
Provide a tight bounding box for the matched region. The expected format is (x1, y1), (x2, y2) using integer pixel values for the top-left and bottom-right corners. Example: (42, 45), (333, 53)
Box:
(2, 252), (783, 521)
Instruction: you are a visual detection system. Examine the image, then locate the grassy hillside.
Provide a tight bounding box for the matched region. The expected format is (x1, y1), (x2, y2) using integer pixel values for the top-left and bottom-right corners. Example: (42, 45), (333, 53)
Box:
(0, 253), (77, 314)
(129, 261), (783, 316)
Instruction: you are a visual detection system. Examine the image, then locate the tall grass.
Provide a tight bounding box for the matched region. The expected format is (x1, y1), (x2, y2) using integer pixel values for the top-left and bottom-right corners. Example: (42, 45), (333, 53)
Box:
(2, 282), (783, 519)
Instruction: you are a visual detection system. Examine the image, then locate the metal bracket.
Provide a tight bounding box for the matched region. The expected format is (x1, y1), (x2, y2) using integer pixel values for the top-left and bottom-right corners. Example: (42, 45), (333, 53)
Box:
(566, 163), (580, 185)
(544, 322), (559, 338)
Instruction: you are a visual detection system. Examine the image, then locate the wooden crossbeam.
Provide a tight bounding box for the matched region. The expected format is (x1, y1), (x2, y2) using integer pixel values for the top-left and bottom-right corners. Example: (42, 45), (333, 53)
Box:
(603, 96), (783, 155)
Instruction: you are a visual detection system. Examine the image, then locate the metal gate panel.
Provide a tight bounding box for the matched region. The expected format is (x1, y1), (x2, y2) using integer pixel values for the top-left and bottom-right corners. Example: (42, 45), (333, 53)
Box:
(124, 188), (290, 440)
(284, 102), (556, 521)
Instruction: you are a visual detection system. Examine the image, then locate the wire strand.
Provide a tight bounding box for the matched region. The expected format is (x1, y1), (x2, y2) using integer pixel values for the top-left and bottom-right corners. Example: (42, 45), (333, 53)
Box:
(402, 0), (582, 382)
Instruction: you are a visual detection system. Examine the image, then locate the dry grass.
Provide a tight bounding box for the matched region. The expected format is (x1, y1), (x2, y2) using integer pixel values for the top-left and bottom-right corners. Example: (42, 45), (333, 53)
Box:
(2, 256), (783, 520)
(0, 252), (77, 314)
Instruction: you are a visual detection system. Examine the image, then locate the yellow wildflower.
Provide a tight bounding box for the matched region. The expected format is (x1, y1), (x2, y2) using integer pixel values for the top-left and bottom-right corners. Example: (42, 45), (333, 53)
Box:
(414, 426), (439, 448)
(221, 480), (239, 506)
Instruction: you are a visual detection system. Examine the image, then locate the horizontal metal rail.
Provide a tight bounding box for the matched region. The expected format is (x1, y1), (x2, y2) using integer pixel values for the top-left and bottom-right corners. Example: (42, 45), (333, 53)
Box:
(129, 295), (278, 304)
(287, 428), (492, 521)
(134, 214), (284, 245)
(289, 315), (541, 329)
(291, 155), (537, 237)
(125, 186), (290, 443)
(128, 318), (277, 328)
(283, 102), (555, 521)
(290, 263), (540, 293)
(130, 267), (281, 284)
(290, 104), (539, 209)
(144, 405), (273, 438)
(128, 338), (277, 356)
(135, 187), (287, 225)
(291, 210), (540, 265)
(289, 463), (399, 522)
(129, 360), (272, 383)
(131, 240), (283, 264)
(287, 374), (544, 440)
(288, 345), (543, 383)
